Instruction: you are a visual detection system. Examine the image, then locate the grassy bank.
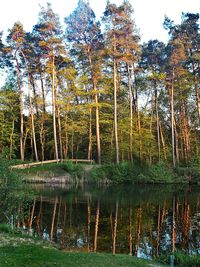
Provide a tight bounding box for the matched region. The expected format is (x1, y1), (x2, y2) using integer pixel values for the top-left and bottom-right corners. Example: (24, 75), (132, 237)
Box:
(12, 160), (200, 184)
(0, 245), (164, 267)
(0, 227), (199, 267)
(0, 225), (163, 267)
(90, 161), (200, 184)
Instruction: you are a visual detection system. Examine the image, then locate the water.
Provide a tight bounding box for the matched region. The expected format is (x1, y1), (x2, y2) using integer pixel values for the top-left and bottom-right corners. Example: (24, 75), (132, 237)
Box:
(18, 184), (200, 258)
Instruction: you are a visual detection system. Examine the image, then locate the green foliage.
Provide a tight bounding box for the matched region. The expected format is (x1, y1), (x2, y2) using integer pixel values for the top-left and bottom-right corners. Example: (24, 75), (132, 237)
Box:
(147, 162), (175, 183)
(0, 157), (21, 187)
(174, 167), (200, 184)
(90, 161), (178, 184)
(61, 161), (84, 179)
(158, 251), (200, 267)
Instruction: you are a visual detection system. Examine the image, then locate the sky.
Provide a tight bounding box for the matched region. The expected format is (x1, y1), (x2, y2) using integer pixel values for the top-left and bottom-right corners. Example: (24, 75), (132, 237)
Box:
(0, 0), (199, 44)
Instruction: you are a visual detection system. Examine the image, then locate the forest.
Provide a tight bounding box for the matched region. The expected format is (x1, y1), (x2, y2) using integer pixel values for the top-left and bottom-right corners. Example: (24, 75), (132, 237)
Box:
(0, 0), (199, 168)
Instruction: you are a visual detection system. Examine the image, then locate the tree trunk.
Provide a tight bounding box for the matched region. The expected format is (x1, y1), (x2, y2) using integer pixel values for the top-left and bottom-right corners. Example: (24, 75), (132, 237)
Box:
(15, 55), (24, 161)
(9, 118), (15, 160)
(170, 70), (176, 168)
(57, 106), (63, 161)
(127, 64), (133, 162)
(113, 33), (119, 164)
(154, 80), (161, 162)
(88, 50), (101, 164)
(88, 108), (92, 161)
(52, 54), (59, 161)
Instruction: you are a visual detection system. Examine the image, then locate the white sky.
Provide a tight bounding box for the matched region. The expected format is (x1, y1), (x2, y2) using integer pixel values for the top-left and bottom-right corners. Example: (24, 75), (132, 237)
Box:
(0, 0), (199, 43)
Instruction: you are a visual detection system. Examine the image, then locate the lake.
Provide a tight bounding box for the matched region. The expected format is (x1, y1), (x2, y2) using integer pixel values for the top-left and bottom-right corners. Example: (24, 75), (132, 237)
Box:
(19, 184), (200, 258)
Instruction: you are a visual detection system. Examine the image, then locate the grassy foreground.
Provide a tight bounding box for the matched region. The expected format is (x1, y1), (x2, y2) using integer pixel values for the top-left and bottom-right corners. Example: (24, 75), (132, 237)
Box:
(0, 244), (164, 267)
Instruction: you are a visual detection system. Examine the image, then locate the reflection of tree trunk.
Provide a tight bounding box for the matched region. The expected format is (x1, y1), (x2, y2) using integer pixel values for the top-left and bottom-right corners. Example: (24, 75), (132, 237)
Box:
(29, 198), (36, 231)
(150, 224), (153, 257)
(172, 196), (176, 253)
(61, 204), (67, 246)
(110, 212), (113, 242)
(50, 197), (58, 241)
(156, 205), (161, 256)
(36, 196), (43, 236)
(129, 206), (133, 255)
(87, 198), (91, 253)
(112, 201), (119, 255)
(135, 207), (142, 256)
(94, 201), (100, 253)
(55, 196), (62, 240)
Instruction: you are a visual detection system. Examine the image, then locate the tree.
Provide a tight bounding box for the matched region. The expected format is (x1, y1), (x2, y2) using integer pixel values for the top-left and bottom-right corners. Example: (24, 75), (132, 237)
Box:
(6, 22), (26, 161)
(65, 0), (103, 164)
(33, 3), (66, 161)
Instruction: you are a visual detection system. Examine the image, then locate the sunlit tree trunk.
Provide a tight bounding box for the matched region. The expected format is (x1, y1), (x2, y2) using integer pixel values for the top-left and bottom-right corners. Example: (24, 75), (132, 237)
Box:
(52, 54), (59, 161)
(15, 55), (24, 161)
(127, 64), (133, 162)
(113, 33), (119, 164)
(9, 118), (15, 160)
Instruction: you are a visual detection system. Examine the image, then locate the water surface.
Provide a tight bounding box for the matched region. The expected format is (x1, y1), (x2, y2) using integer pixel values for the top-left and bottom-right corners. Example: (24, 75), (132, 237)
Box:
(20, 184), (200, 258)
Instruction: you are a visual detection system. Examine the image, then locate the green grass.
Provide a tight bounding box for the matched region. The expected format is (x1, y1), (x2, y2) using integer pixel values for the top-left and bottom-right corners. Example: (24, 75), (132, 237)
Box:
(0, 245), (164, 267)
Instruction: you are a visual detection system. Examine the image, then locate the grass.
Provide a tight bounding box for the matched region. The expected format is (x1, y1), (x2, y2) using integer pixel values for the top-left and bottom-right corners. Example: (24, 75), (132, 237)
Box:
(11, 160), (200, 185)
(0, 244), (164, 267)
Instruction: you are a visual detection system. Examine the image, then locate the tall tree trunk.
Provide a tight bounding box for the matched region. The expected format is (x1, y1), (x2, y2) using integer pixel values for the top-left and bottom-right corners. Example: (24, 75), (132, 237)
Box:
(39, 63), (46, 113)
(57, 106), (63, 161)
(88, 108), (92, 161)
(20, 50), (38, 161)
(127, 64), (133, 162)
(88, 50), (101, 164)
(30, 74), (39, 115)
(52, 54), (58, 161)
(154, 80), (161, 162)
(15, 55), (24, 161)
(170, 70), (176, 168)
(113, 33), (119, 163)
(64, 120), (68, 159)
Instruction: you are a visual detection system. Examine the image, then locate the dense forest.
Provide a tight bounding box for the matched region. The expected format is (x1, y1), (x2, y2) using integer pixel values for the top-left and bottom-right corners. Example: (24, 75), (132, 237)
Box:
(0, 0), (199, 167)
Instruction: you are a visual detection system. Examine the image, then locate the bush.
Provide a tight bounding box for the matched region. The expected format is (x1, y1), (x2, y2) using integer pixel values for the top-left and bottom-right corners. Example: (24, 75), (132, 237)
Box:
(61, 162), (84, 179)
(158, 251), (200, 267)
(147, 162), (175, 183)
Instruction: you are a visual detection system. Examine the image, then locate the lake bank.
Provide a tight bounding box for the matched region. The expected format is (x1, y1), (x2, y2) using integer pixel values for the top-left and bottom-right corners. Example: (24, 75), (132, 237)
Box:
(0, 229), (164, 267)
(13, 161), (200, 185)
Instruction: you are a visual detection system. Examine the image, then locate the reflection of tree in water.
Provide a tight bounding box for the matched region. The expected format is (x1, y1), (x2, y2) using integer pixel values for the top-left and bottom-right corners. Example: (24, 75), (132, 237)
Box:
(14, 185), (200, 258)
